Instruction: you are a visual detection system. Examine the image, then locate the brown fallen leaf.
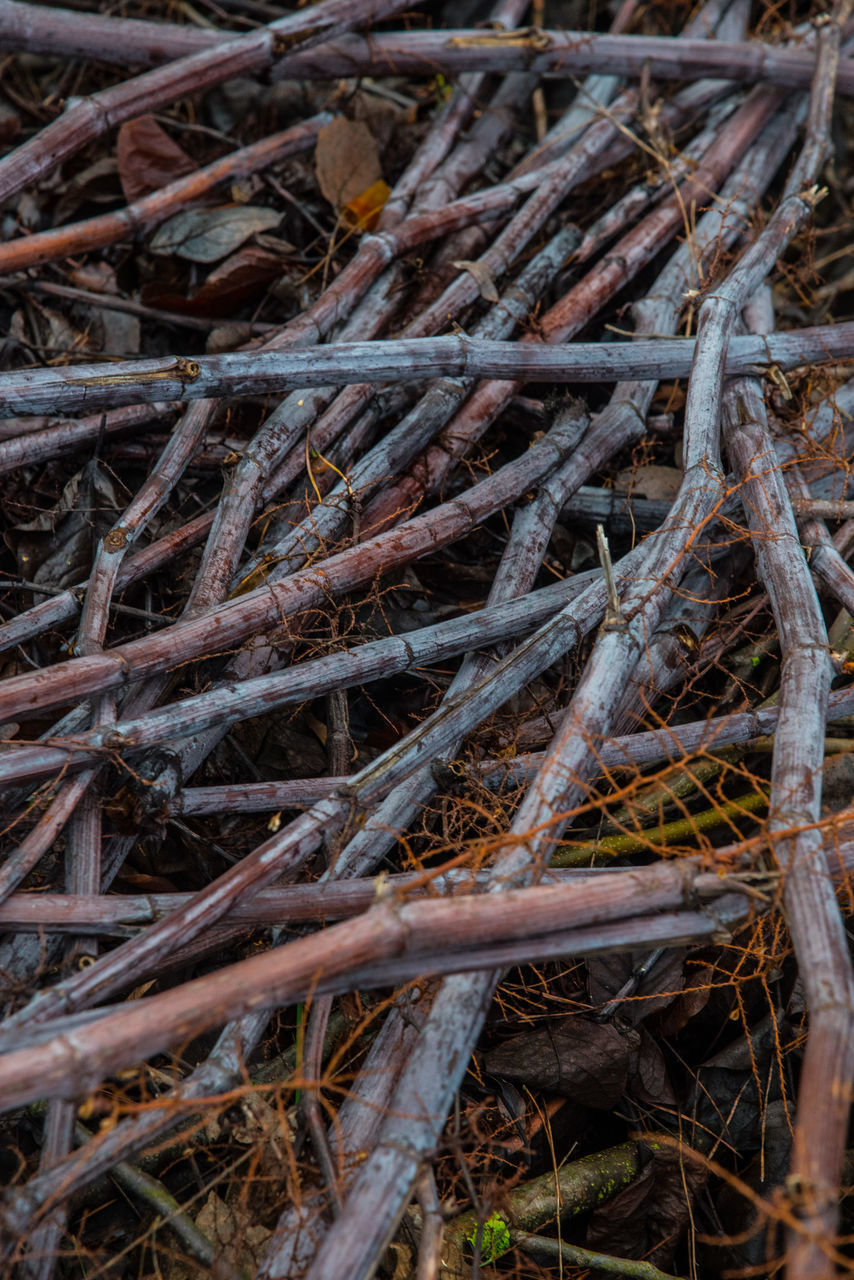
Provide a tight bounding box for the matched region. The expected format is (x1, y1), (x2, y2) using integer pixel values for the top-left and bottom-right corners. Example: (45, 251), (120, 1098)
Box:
(452, 258), (500, 303)
(52, 157), (120, 225)
(142, 245), (284, 317)
(586, 1144), (706, 1269)
(70, 261), (119, 294)
(615, 464), (683, 501)
(315, 116), (383, 212)
(116, 115), (196, 204)
(588, 949), (686, 1023)
(484, 1017), (639, 1109)
(164, 1192), (272, 1280)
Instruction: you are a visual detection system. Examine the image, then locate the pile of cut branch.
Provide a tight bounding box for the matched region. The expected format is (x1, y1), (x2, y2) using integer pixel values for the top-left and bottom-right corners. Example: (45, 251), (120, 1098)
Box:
(2, 0), (854, 1276)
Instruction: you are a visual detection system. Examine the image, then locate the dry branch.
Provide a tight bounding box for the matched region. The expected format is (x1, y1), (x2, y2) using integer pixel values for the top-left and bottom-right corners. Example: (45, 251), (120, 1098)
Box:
(2, 0), (854, 1275)
(0, 326), (851, 418)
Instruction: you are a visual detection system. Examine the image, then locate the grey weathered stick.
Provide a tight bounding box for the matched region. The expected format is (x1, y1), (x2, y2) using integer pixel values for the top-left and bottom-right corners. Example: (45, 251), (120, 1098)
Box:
(1, 9), (852, 91)
(0, 423), (639, 724)
(0, 325), (850, 418)
(726, 373), (854, 1278)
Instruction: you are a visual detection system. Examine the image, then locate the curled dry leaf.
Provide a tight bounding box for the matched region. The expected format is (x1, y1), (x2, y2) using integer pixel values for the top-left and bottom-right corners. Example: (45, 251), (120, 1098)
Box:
(586, 1144), (706, 1269)
(588, 949), (686, 1023)
(149, 205), (282, 263)
(116, 115), (196, 204)
(52, 157), (120, 226)
(345, 177), (391, 231)
(164, 1192), (272, 1280)
(70, 262), (119, 294)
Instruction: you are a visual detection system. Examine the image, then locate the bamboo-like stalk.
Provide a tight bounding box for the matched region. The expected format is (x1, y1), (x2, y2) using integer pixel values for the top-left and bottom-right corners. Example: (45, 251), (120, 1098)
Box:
(0, 0), (542, 1020)
(0, 0), (232, 66)
(0, 77), (834, 1039)
(340, 93), (804, 891)
(0, 420), (618, 1025)
(264, 400), (596, 1263)
(22, 1098), (77, 1280)
(0, 511), (213, 654)
(179, 64), (546, 615)
(720, 53), (854, 1274)
(0, 403), (169, 470)
(0, 324), (849, 419)
(0, 1012), (271, 1247)
(0, 863), (710, 932)
(0, 565), (600, 790)
(2, 10), (851, 92)
(235, 228), (581, 592)
(157, 674), (854, 810)
(362, 85), (781, 534)
(0, 768), (100, 904)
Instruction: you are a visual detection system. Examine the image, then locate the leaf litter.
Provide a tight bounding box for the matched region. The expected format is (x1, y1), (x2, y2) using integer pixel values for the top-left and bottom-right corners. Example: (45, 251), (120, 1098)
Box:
(0, 1), (853, 1278)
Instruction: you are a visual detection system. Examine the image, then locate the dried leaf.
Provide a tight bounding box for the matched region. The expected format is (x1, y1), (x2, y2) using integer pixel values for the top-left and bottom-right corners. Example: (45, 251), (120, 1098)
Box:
(9, 304), (89, 358)
(586, 1159), (655, 1260)
(655, 964), (713, 1035)
(150, 205), (281, 263)
(52, 157), (120, 225)
(6, 461), (119, 590)
(194, 1192), (272, 1268)
(627, 1027), (677, 1110)
(126, 979), (157, 1001)
(70, 262), (118, 294)
(711, 1100), (792, 1272)
(201, 245), (285, 303)
(142, 246), (284, 317)
(615, 464), (683, 501)
(484, 1017), (638, 1109)
(315, 117), (383, 211)
(118, 869), (181, 894)
(586, 1145), (706, 1269)
(452, 258), (500, 303)
(588, 949), (685, 1024)
(206, 322), (256, 353)
(102, 311), (141, 357)
(0, 97), (21, 145)
(690, 1015), (789, 1151)
(230, 1092), (283, 1145)
(116, 115), (196, 203)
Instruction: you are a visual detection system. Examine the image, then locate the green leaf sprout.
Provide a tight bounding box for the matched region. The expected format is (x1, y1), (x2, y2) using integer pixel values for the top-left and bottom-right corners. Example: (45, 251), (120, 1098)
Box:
(466, 1211), (511, 1263)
